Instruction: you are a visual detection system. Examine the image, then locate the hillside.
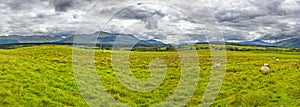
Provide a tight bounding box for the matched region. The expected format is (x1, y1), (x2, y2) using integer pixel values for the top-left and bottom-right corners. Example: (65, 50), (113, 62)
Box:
(239, 39), (273, 46)
(274, 38), (300, 48)
(0, 45), (299, 106)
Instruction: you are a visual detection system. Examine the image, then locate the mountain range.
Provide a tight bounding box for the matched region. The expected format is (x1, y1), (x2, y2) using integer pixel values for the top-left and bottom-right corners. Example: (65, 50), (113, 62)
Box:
(238, 38), (300, 48)
(0, 32), (299, 48)
(56, 31), (169, 46)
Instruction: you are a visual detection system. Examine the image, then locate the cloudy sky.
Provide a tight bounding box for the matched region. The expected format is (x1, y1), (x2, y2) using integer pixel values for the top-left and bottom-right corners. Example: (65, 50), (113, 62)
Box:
(1, 0), (300, 43)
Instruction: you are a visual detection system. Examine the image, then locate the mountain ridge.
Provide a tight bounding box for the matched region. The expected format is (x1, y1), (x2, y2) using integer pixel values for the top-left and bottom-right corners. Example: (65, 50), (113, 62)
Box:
(0, 33), (299, 48)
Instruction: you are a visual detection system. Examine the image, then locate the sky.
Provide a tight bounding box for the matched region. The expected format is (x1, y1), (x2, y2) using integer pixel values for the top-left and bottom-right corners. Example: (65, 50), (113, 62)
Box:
(0, 0), (300, 43)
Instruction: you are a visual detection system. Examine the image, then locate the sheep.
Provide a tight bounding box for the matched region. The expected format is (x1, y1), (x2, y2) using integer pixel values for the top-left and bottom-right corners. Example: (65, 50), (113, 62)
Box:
(276, 59), (279, 62)
(260, 63), (270, 73)
(213, 63), (221, 68)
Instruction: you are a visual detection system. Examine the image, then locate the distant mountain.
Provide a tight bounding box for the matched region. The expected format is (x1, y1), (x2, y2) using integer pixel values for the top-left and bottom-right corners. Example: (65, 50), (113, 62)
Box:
(0, 39), (19, 44)
(58, 31), (169, 46)
(1, 33), (298, 48)
(0, 35), (63, 44)
(136, 39), (170, 46)
(274, 38), (300, 48)
(238, 39), (273, 46)
(229, 38), (300, 48)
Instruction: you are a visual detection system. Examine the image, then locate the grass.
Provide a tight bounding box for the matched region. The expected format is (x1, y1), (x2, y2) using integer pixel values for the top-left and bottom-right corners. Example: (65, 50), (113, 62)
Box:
(0, 45), (299, 106)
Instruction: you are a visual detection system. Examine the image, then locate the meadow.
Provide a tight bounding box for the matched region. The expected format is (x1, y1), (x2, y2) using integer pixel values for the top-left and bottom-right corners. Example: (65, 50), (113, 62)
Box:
(0, 45), (299, 106)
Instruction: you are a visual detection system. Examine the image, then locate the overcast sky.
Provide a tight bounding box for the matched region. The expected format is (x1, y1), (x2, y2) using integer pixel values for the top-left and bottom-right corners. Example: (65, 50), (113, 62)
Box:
(0, 0), (300, 43)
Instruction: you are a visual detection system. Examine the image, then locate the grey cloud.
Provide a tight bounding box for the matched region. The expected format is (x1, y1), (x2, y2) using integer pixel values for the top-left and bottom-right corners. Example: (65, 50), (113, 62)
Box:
(116, 6), (166, 29)
(99, 7), (117, 14)
(0, 0), (96, 35)
(260, 33), (300, 40)
(1, 0), (300, 42)
(224, 35), (248, 41)
(249, 0), (284, 15)
(79, 0), (300, 41)
(116, 6), (165, 19)
(215, 10), (264, 22)
(51, 0), (74, 12)
(50, 0), (96, 12)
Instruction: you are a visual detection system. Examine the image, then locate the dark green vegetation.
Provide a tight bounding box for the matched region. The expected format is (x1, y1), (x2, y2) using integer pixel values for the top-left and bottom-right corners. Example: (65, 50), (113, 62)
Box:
(132, 44), (300, 52)
(0, 45), (299, 106)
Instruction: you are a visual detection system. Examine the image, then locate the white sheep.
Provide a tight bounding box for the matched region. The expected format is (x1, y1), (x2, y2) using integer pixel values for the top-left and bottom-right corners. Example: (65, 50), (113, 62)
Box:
(213, 63), (221, 68)
(260, 63), (270, 73)
(276, 59), (279, 62)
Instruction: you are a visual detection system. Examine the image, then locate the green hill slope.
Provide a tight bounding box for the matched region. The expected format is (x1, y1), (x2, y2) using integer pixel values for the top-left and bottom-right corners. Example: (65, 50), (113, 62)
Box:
(0, 45), (299, 106)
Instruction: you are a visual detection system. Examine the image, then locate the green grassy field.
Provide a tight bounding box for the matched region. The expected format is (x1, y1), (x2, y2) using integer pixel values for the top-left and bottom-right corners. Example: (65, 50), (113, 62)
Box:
(0, 45), (299, 106)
